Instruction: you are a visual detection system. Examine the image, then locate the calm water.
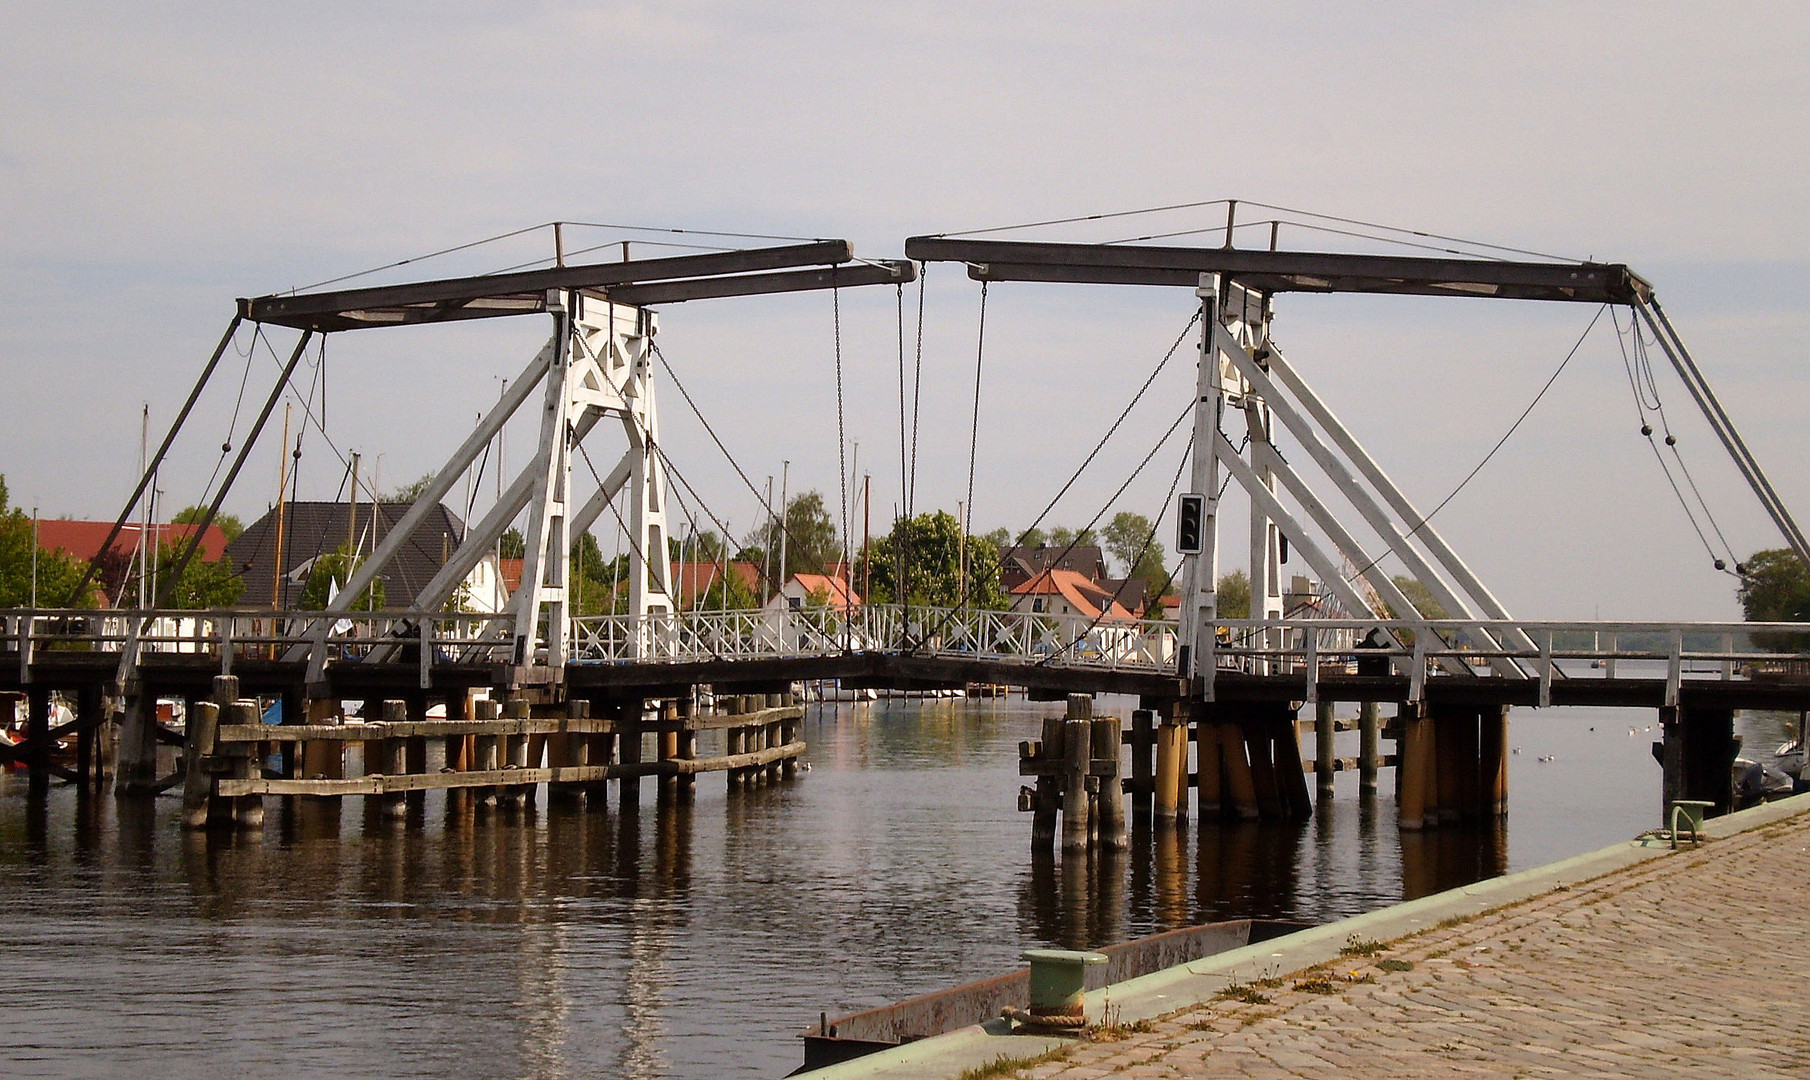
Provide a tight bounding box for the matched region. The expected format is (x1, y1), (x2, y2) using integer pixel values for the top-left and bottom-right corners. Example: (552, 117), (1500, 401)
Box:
(0, 695), (1797, 1079)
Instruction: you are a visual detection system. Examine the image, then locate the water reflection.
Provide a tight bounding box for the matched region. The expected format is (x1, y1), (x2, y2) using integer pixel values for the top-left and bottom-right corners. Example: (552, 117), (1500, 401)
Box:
(0, 696), (1722, 1078)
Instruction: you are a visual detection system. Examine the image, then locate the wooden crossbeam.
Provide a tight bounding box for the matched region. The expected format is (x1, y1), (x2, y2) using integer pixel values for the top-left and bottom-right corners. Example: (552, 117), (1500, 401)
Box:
(242, 240), (870, 331)
(214, 740), (805, 796)
(904, 237), (1649, 305)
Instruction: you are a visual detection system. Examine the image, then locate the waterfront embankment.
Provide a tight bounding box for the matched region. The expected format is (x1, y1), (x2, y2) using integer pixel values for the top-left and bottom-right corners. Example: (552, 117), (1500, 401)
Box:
(799, 791), (1810, 1079)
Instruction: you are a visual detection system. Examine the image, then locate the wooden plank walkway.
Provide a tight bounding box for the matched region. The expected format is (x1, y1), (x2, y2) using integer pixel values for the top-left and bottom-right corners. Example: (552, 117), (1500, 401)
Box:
(997, 805), (1810, 1079)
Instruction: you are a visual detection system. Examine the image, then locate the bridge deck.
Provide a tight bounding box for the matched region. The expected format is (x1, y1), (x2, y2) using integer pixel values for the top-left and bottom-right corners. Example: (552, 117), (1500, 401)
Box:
(8, 649), (1810, 712)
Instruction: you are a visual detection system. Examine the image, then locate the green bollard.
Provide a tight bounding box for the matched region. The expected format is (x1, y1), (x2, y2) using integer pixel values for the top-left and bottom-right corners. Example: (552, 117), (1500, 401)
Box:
(1022, 948), (1108, 1022)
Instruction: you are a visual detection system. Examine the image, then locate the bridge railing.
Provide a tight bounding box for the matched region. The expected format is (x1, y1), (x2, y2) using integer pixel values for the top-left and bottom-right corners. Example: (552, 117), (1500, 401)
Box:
(568, 605), (1180, 670)
(1201, 616), (1810, 705)
(1, 608), (518, 684)
(8, 608), (1810, 702)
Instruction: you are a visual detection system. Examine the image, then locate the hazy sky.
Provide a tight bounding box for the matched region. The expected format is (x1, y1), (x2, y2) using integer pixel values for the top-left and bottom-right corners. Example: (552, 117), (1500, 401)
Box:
(3, 2), (1807, 621)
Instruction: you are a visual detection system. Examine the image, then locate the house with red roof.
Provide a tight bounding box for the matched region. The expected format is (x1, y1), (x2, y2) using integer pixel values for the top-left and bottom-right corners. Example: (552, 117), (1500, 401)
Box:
(1008, 567), (1137, 621)
(764, 571), (861, 614)
(35, 519), (229, 606)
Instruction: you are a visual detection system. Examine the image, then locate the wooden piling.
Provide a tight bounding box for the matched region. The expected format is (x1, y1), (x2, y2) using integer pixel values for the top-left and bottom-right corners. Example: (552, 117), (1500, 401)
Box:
(1480, 704), (1508, 816)
(473, 699), (500, 806)
(503, 698), (530, 808)
(1358, 701), (1381, 793)
(115, 691), (160, 795)
(778, 710), (797, 783)
(1314, 700), (1336, 799)
(1154, 714), (1188, 825)
(1272, 707), (1313, 819)
(1060, 695), (1092, 851)
(180, 701), (221, 830)
(1218, 720), (1260, 820)
(618, 699), (642, 812)
(1032, 713), (1062, 847)
(302, 697), (344, 780)
(1397, 708), (1429, 831)
(1455, 707), (1482, 819)
(1091, 712), (1127, 849)
(1433, 709), (1462, 824)
(1245, 719), (1282, 819)
(1129, 709), (1155, 817)
(224, 700), (264, 829)
(1196, 717), (1223, 816)
(379, 700), (408, 820)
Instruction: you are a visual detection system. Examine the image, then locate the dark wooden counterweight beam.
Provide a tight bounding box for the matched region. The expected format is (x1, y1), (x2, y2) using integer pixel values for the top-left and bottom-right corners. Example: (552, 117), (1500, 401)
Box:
(240, 240), (913, 332)
(903, 237), (1650, 305)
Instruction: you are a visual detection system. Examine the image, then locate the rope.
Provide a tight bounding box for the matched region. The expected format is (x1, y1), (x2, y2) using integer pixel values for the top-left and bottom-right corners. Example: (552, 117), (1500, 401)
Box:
(910, 262), (927, 515)
(1611, 308), (1738, 571)
(832, 274), (853, 647)
(963, 281), (987, 609)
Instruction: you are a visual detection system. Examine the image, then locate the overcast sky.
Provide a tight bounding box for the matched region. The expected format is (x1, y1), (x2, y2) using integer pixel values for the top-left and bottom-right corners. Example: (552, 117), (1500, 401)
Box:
(3, 2), (1807, 621)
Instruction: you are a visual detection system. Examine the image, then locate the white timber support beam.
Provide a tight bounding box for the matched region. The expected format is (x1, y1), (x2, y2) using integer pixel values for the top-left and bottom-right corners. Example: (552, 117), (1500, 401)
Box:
(1221, 338), (1525, 678)
(1260, 344), (1536, 663)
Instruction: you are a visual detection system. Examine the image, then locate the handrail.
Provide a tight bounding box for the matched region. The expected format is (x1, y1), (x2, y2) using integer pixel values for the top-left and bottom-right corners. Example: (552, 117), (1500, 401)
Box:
(4, 606), (1809, 680)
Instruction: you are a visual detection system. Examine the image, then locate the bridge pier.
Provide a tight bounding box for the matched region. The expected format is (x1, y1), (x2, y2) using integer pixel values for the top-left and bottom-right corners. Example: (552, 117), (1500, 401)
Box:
(1020, 695), (1126, 853)
(1656, 705), (1736, 818)
(1395, 703), (1509, 829)
(1190, 702), (1310, 822)
(115, 690), (161, 795)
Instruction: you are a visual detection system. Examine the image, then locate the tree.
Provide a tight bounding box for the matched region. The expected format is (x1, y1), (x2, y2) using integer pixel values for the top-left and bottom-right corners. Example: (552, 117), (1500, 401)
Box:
(859, 510), (1008, 609)
(0, 476), (94, 607)
(172, 504), (244, 543)
(1387, 575), (1449, 620)
(743, 490), (839, 582)
(1737, 548), (1810, 650)
(981, 527), (1013, 559)
(1216, 570), (1250, 619)
(1047, 524), (1098, 549)
(499, 528), (525, 559)
(299, 546), (386, 611)
(150, 542), (244, 609)
(387, 473), (435, 504)
(1102, 511), (1170, 599)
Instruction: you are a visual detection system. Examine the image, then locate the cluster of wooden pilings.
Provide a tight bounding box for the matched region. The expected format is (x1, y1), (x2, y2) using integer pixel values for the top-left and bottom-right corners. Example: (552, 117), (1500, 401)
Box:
(174, 676), (805, 831)
(1018, 695), (1528, 843)
(1391, 703), (1511, 829)
(1017, 695), (1129, 851)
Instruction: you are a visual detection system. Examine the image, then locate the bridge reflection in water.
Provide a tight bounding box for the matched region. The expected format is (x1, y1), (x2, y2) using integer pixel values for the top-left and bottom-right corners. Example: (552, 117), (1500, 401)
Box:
(0, 697), (1780, 1080)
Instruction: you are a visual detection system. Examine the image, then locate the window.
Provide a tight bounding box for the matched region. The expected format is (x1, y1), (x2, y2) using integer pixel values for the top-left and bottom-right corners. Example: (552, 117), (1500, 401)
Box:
(788, 595), (803, 610)
(1032, 597), (1046, 613)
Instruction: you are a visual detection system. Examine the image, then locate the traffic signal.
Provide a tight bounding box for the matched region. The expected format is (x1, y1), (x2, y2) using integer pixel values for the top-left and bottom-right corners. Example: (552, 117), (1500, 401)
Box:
(1176, 494), (1205, 554)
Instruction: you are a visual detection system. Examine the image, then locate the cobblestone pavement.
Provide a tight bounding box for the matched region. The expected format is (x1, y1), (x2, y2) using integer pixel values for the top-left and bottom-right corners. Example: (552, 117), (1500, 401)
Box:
(1024, 810), (1810, 1079)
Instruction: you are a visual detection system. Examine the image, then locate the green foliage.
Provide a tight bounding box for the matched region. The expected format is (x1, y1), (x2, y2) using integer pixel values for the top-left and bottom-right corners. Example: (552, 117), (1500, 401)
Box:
(299, 547), (386, 611)
(1386, 575), (1449, 620)
(499, 528), (525, 559)
(387, 473), (435, 504)
(743, 490), (839, 582)
(859, 511), (1009, 609)
(151, 543), (244, 609)
(1046, 524), (1098, 549)
(981, 527), (1013, 559)
(1102, 511), (1170, 601)
(1216, 570), (1250, 619)
(172, 504), (244, 543)
(1738, 548), (1810, 650)
(1016, 526), (1047, 549)
(0, 476), (95, 607)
